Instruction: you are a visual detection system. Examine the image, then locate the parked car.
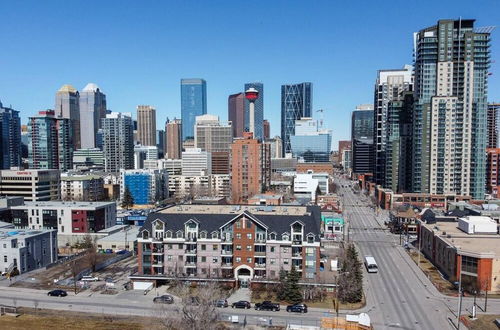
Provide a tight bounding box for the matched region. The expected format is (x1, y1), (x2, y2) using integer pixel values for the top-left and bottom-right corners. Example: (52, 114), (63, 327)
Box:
(153, 295), (174, 304)
(254, 301), (280, 311)
(47, 289), (67, 297)
(231, 300), (251, 309)
(81, 275), (99, 282)
(286, 303), (308, 313)
(215, 299), (228, 308)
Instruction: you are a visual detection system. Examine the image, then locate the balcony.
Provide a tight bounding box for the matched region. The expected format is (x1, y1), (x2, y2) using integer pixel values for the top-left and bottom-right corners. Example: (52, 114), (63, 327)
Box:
(254, 238), (266, 244)
(185, 262), (197, 267)
(292, 253), (302, 258)
(292, 240), (302, 246)
(153, 262), (164, 267)
(254, 251), (266, 256)
(255, 263), (266, 269)
(221, 263), (233, 268)
(221, 250), (233, 256)
(152, 249), (164, 254)
(185, 249), (197, 255)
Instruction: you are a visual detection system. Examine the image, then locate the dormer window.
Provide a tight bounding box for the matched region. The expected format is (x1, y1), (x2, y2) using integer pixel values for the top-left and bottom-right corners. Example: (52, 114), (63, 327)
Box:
(142, 230), (149, 240)
(270, 233), (277, 240)
(200, 231), (207, 239)
(292, 222), (303, 233)
(165, 230), (172, 238)
(153, 220), (164, 240)
(211, 231), (218, 239)
(282, 233), (289, 241)
(176, 230), (183, 239)
(306, 234), (315, 243)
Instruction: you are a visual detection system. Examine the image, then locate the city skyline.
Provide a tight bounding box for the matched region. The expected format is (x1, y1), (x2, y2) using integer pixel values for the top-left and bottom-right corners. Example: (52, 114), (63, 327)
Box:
(1, 1), (498, 148)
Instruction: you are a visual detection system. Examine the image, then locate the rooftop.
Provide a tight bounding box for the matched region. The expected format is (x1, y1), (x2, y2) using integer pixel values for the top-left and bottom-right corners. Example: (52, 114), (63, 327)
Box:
(249, 194), (284, 200)
(11, 201), (116, 209)
(421, 221), (500, 258)
(0, 228), (55, 240)
(97, 226), (140, 243)
(159, 204), (310, 216)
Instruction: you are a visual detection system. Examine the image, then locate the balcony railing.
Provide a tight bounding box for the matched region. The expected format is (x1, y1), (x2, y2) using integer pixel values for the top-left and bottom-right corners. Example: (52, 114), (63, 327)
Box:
(254, 238), (266, 244)
(222, 263), (233, 267)
(292, 253), (302, 258)
(255, 263), (266, 268)
(185, 249), (197, 254)
(292, 240), (302, 245)
(185, 262), (196, 267)
(221, 250), (233, 255)
(254, 251), (266, 256)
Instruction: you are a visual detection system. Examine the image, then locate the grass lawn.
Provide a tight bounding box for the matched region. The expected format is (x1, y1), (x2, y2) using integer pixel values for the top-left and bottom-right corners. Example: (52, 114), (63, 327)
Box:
(251, 291), (365, 310)
(0, 308), (160, 330)
(467, 314), (500, 330)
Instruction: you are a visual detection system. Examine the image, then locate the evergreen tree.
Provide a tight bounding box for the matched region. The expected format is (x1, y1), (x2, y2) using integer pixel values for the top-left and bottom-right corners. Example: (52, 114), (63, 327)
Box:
(277, 268), (288, 301)
(285, 265), (303, 304)
(338, 243), (363, 303)
(121, 186), (134, 209)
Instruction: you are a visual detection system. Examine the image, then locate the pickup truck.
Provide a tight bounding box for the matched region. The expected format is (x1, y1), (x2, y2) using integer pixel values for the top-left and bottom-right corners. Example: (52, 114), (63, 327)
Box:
(254, 301), (280, 311)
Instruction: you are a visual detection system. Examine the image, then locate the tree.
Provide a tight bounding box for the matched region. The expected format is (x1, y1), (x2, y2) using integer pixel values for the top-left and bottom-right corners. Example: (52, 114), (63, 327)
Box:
(277, 268), (288, 301)
(121, 186), (134, 209)
(337, 243), (363, 303)
(285, 265), (303, 304)
(157, 282), (224, 330)
(84, 235), (99, 272)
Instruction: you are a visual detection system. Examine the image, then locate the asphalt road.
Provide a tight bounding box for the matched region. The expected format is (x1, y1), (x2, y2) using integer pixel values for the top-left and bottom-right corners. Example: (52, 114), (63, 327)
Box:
(336, 175), (500, 330)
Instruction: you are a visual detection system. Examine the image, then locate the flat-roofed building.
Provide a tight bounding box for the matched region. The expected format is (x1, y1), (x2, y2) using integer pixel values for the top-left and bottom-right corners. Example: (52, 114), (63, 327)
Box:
(0, 169), (60, 201)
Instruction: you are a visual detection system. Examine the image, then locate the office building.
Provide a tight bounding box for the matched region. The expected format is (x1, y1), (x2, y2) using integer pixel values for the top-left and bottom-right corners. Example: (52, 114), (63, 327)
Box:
(157, 129), (165, 158)
(351, 105), (374, 174)
(10, 201), (116, 234)
(134, 145), (159, 169)
(181, 79), (207, 141)
(0, 101), (21, 169)
(181, 148), (211, 176)
(165, 118), (182, 159)
(72, 148), (105, 170)
(412, 19), (491, 199)
(137, 105), (156, 146)
(135, 205), (321, 281)
(338, 140), (351, 164)
(281, 82), (312, 155)
(487, 103), (500, 148)
(290, 118), (332, 163)
(194, 114), (233, 152)
(263, 119), (270, 139)
(244, 82), (264, 140)
(228, 92), (245, 138)
(0, 228), (57, 275)
(61, 173), (105, 201)
(342, 149), (352, 171)
(265, 136), (283, 159)
(55, 84), (80, 149)
(231, 132), (271, 204)
(373, 66), (413, 188)
(102, 112), (134, 172)
(79, 83), (107, 149)
(121, 169), (168, 205)
(0, 169), (60, 201)
(28, 110), (73, 171)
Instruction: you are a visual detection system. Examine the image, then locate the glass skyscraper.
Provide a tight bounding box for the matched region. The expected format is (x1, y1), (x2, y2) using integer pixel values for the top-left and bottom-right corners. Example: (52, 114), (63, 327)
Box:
(281, 82), (312, 156)
(244, 82), (264, 140)
(0, 101), (21, 169)
(79, 83), (107, 149)
(181, 79), (207, 141)
(290, 118), (331, 162)
(351, 105), (374, 174)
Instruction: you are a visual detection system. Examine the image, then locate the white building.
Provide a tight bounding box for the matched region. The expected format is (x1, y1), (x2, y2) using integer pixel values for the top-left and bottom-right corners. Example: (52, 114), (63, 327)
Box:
(294, 174), (319, 202)
(134, 145), (159, 169)
(194, 114), (233, 152)
(0, 169), (60, 201)
(168, 174), (230, 198)
(0, 228), (58, 274)
(60, 173), (104, 201)
(181, 148), (212, 176)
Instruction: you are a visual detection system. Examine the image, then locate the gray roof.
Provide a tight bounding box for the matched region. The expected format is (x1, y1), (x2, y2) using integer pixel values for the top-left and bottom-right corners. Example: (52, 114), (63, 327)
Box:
(139, 206), (322, 241)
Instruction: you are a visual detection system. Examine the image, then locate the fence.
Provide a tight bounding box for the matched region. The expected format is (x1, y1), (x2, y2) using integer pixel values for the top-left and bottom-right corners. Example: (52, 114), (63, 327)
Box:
(46, 250), (87, 270)
(0, 305), (18, 315)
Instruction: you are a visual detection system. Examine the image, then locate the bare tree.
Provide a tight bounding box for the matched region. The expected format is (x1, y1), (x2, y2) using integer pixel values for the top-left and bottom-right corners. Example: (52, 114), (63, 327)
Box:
(84, 235), (99, 272)
(69, 259), (79, 295)
(157, 282), (224, 330)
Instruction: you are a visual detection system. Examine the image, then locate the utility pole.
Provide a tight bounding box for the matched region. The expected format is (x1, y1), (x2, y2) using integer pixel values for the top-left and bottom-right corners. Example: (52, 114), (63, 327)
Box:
(457, 255), (463, 330)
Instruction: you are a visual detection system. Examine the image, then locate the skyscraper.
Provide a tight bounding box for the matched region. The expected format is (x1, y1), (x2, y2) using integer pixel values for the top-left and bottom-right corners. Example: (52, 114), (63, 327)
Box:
(281, 82), (312, 155)
(165, 118), (182, 159)
(0, 101), (21, 169)
(28, 110), (73, 171)
(157, 129), (165, 158)
(412, 19), (491, 198)
(487, 103), (500, 148)
(102, 112), (134, 172)
(263, 119), (270, 139)
(79, 83), (107, 149)
(231, 132), (271, 204)
(228, 92), (245, 138)
(55, 84), (80, 149)
(137, 105), (157, 146)
(244, 82), (264, 140)
(351, 105), (374, 174)
(181, 79), (207, 141)
(290, 118), (332, 163)
(373, 66), (413, 189)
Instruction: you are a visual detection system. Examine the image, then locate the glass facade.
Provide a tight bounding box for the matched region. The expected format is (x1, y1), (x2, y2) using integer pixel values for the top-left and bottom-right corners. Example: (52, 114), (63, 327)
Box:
(351, 109), (374, 173)
(290, 134), (331, 162)
(0, 103), (21, 169)
(181, 79), (207, 141)
(281, 83), (312, 155)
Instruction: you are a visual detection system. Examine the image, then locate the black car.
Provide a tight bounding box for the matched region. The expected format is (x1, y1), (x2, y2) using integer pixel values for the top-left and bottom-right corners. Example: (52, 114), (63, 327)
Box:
(255, 301), (280, 311)
(231, 300), (251, 309)
(153, 295), (174, 304)
(47, 289), (67, 297)
(286, 303), (308, 313)
(215, 299), (228, 308)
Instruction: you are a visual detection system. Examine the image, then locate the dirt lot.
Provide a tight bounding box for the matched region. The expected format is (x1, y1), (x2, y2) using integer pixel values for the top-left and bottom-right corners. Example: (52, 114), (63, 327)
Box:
(11, 253), (117, 291)
(466, 314), (500, 330)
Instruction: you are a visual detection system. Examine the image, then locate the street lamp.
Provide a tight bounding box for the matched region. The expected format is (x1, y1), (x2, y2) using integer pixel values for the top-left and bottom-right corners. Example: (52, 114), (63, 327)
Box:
(447, 246), (462, 330)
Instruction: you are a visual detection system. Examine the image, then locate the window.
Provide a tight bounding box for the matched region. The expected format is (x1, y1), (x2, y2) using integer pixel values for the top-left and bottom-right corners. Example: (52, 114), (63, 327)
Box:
(213, 244), (218, 251)
(305, 260), (315, 266)
(270, 258), (276, 265)
(284, 258), (289, 265)
(247, 233), (252, 240)
(462, 256), (478, 274)
(211, 232), (218, 239)
(246, 220), (252, 228)
(246, 245), (252, 251)
(166, 231), (172, 238)
(282, 234), (289, 241)
(61, 226), (64, 233)
(269, 246), (275, 253)
(167, 255), (172, 261)
(247, 257), (252, 263)
(168, 244), (173, 250)
(177, 244), (183, 249)
(201, 244), (206, 251)
(283, 247), (289, 253)
(212, 257), (218, 263)
(307, 235), (314, 243)
(236, 257), (241, 263)
(270, 270), (276, 278)
(236, 245), (242, 250)
(201, 256), (206, 262)
(3, 256), (6, 262)
(236, 221), (241, 229)
(269, 233), (277, 240)
(305, 247), (315, 255)
(236, 233), (241, 239)
(178, 255), (183, 261)
(200, 231), (207, 239)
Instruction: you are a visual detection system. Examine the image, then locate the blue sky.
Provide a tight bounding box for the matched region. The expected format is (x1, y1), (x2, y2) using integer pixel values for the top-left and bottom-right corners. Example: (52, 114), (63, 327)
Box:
(1, 0), (499, 149)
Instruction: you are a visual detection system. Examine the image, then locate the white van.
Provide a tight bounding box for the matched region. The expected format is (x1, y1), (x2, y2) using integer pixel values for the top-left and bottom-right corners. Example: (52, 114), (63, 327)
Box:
(364, 256), (378, 273)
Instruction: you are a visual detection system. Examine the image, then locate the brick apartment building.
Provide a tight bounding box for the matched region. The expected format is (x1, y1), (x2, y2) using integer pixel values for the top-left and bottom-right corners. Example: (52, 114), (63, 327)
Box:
(487, 148), (500, 198)
(135, 205), (321, 286)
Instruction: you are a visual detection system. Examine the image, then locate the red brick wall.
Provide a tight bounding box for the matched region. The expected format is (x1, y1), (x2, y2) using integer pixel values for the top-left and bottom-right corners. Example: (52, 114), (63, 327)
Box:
(477, 258), (493, 291)
(232, 216), (256, 271)
(71, 210), (87, 233)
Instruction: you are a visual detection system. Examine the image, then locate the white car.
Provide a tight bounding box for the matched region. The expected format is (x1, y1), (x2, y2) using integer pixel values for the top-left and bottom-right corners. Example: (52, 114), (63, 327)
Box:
(81, 275), (99, 282)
